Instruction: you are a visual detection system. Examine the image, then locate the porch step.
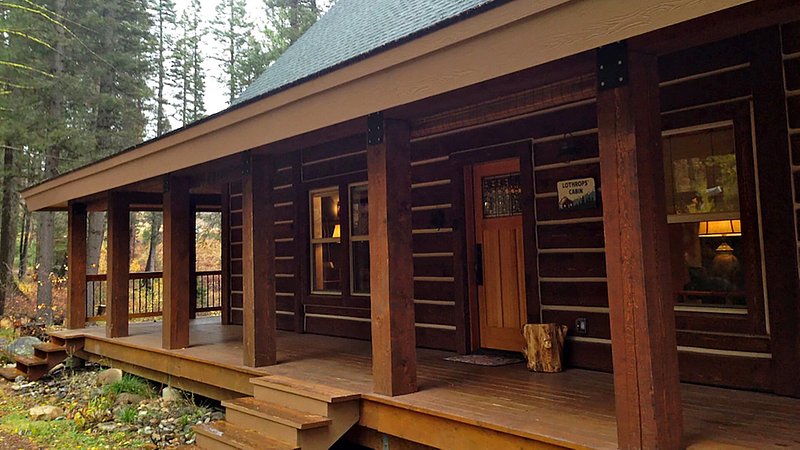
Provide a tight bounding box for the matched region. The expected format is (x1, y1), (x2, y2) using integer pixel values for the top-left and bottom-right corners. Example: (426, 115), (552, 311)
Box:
(251, 375), (360, 403)
(196, 376), (361, 450)
(194, 420), (297, 450)
(33, 342), (67, 353)
(222, 397), (331, 429)
(13, 355), (47, 367)
(0, 367), (25, 381)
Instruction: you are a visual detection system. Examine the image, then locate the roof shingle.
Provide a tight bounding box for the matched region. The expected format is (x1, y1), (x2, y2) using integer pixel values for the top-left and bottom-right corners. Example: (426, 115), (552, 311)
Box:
(235, 0), (503, 105)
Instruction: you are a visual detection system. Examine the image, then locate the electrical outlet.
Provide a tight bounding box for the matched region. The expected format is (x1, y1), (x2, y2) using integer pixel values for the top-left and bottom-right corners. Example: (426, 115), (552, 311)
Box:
(575, 317), (588, 335)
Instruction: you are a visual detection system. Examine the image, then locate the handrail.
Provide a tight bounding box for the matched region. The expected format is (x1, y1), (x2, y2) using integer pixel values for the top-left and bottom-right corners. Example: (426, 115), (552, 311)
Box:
(85, 270), (223, 320)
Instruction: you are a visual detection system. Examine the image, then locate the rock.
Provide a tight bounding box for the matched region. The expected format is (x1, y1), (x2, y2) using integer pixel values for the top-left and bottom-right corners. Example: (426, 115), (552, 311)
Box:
(161, 387), (182, 403)
(6, 336), (42, 356)
(114, 393), (145, 406)
(97, 422), (117, 432)
(96, 368), (123, 386)
(29, 405), (64, 421)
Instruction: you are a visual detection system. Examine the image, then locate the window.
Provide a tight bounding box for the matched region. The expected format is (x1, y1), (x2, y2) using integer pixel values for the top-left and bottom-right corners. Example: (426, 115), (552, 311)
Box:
(310, 189), (341, 293)
(349, 184), (370, 295)
(663, 123), (746, 308)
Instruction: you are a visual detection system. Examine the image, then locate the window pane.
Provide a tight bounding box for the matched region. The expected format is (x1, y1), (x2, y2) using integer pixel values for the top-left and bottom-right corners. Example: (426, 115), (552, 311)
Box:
(312, 242), (341, 292)
(482, 173), (522, 218)
(351, 241), (370, 294)
(312, 191), (340, 240)
(664, 125), (746, 308)
(664, 127), (739, 215)
(669, 221), (746, 307)
(350, 185), (369, 237)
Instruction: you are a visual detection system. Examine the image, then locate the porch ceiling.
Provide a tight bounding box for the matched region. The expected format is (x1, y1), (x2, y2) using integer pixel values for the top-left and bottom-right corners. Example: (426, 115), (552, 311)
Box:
(21, 0), (750, 211)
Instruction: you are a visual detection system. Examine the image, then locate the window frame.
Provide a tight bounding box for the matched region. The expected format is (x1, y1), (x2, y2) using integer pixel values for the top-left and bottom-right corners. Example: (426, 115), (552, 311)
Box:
(348, 182), (370, 296)
(661, 105), (766, 336)
(309, 187), (342, 295)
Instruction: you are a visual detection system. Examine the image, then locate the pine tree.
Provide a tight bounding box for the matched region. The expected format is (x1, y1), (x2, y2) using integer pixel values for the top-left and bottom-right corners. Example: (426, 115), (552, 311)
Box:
(263, 0), (321, 61)
(211, 0), (265, 104)
(172, 0), (206, 125)
(152, 0), (177, 136)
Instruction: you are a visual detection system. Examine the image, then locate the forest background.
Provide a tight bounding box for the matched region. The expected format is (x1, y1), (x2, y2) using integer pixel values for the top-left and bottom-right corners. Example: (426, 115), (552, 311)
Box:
(0, 0), (327, 322)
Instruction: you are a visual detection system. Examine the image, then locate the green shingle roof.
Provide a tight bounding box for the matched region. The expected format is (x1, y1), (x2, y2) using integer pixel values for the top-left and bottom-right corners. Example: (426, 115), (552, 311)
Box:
(235, 0), (506, 105)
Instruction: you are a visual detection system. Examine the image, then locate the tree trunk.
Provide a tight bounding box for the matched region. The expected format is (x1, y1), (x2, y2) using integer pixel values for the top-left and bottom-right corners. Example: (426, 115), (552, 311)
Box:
(522, 323), (568, 373)
(145, 212), (162, 272)
(129, 213), (137, 265)
(35, 211), (55, 323)
(18, 211), (30, 279)
(0, 144), (17, 315)
(86, 212), (104, 275)
(36, 0), (67, 325)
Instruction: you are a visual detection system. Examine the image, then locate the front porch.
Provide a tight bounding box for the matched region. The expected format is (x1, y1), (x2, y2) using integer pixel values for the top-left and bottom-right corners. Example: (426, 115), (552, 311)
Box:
(52, 318), (800, 449)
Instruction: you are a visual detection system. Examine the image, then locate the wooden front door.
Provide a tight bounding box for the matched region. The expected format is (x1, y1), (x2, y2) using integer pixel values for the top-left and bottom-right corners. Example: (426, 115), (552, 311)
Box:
(471, 159), (527, 351)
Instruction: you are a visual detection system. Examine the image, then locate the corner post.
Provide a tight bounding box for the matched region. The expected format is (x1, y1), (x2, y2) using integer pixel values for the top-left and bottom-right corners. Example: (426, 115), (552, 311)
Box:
(242, 152), (277, 367)
(106, 192), (130, 338)
(596, 42), (682, 448)
(163, 176), (192, 349)
(367, 113), (417, 396)
(67, 201), (87, 329)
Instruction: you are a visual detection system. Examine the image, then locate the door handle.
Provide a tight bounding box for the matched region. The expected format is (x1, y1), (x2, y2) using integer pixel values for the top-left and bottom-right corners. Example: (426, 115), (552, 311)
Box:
(475, 244), (483, 286)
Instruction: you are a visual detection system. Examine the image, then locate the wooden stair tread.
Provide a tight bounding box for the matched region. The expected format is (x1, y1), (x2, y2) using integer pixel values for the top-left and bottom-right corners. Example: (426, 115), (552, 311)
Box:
(14, 355), (48, 366)
(194, 420), (297, 450)
(0, 367), (25, 381)
(33, 343), (67, 353)
(222, 397), (331, 430)
(251, 375), (360, 403)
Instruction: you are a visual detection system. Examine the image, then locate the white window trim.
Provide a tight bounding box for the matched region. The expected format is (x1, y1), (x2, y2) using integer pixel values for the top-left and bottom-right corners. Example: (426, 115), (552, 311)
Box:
(349, 182), (370, 296)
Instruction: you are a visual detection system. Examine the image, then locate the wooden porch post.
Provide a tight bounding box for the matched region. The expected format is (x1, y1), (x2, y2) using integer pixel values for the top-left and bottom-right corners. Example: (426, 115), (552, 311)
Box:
(163, 176), (192, 349)
(241, 152), (277, 367)
(367, 115), (417, 396)
(106, 192), (130, 338)
(67, 201), (87, 329)
(596, 43), (682, 449)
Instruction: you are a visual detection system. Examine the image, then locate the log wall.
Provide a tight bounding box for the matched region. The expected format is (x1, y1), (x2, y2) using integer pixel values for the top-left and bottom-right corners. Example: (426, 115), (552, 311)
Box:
(216, 26), (797, 392)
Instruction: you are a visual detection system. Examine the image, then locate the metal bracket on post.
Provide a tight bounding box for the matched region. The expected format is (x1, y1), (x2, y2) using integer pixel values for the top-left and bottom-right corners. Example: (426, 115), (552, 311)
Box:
(242, 151), (252, 176)
(163, 177), (171, 193)
(367, 112), (384, 146)
(597, 41), (629, 91)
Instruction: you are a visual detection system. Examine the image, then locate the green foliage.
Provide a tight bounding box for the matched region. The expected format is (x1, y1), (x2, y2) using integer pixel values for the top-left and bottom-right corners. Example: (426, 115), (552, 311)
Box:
(210, 0), (263, 103)
(171, 0), (206, 125)
(103, 374), (153, 398)
(116, 405), (137, 423)
(263, 0), (321, 60)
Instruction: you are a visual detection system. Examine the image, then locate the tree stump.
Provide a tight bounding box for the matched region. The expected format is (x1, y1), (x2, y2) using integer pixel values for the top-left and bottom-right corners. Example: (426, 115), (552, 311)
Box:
(522, 323), (568, 373)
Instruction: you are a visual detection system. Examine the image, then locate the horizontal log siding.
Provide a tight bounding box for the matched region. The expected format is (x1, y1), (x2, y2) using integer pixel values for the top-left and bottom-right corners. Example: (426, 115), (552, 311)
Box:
(300, 134), (457, 351)
(783, 21), (800, 291)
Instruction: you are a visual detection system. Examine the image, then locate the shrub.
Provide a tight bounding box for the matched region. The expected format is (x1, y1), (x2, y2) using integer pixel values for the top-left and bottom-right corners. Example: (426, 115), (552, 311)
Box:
(103, 374), (152, 398)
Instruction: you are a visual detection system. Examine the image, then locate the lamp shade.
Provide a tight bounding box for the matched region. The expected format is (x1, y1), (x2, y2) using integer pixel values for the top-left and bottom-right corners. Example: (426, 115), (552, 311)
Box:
(332, 224), (341, 238)
(698, 219), (741, 237)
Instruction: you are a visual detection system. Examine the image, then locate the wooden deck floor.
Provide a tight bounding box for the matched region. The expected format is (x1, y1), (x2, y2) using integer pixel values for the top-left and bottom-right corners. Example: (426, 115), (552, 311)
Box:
(58, 318), (800, 449)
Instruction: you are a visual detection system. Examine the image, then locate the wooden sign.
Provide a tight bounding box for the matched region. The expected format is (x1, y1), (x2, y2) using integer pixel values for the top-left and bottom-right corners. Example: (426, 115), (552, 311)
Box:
(557, 177), (597, 211)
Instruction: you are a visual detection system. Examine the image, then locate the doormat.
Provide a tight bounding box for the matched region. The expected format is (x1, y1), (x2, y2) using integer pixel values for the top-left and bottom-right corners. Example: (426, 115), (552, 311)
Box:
(444, 354), (524, 367)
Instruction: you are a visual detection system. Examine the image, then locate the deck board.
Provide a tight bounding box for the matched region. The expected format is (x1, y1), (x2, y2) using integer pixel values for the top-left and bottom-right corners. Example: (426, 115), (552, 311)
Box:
(55, 319), (800, 449)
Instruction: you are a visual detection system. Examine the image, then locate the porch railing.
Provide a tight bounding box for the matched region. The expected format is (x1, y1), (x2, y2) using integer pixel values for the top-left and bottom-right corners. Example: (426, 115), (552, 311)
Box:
(85, 270), (223, 321)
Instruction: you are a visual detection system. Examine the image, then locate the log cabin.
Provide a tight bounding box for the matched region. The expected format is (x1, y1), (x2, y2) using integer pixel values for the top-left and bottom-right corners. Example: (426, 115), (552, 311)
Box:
(18, 0), (800, 448)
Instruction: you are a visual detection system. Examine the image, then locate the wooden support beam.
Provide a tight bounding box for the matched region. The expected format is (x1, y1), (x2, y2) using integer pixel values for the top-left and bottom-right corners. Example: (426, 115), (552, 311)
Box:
(367, 116), (417, 396)
(67, 201), (87, 329)
(106, 192), (130, 338)
(597, 45), (682, 449)
(163, 176), (192, 350)
(749, 27), (800, 398)
(241, 153), (276, 367)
